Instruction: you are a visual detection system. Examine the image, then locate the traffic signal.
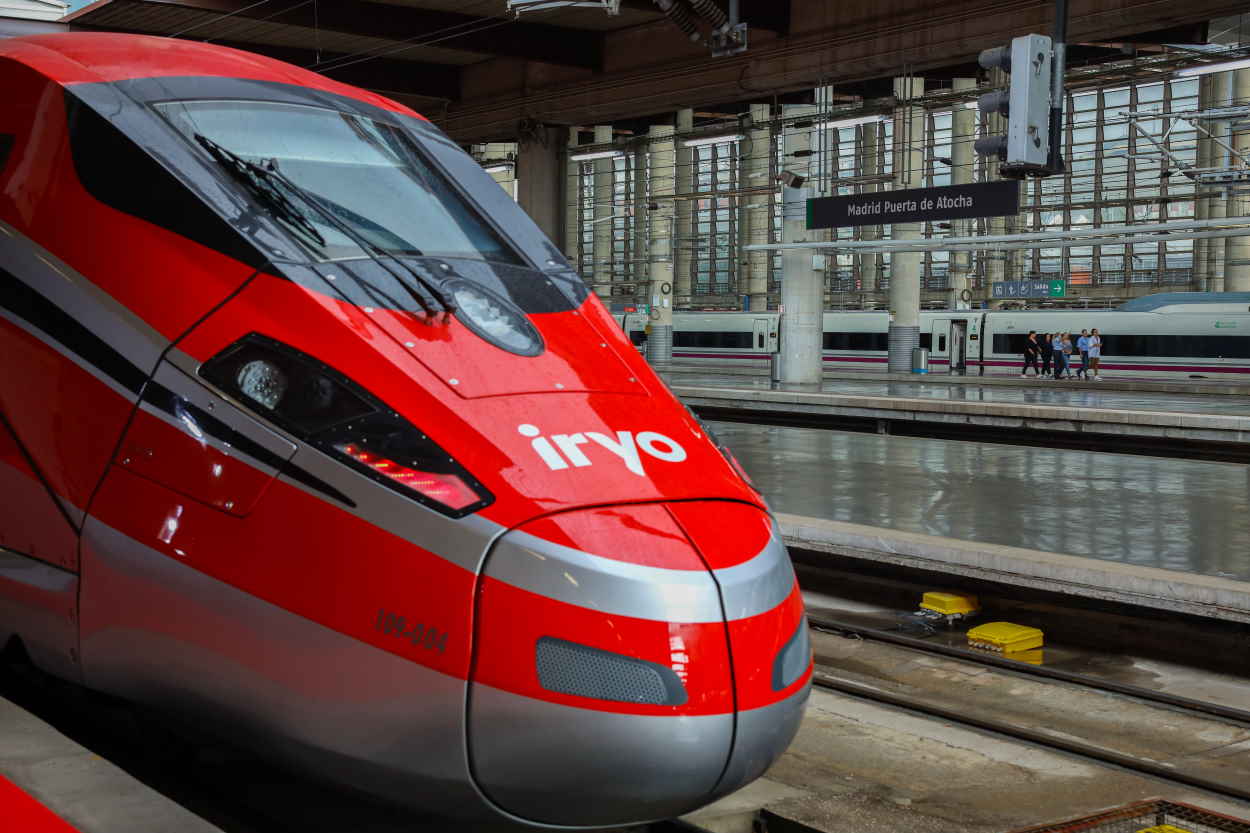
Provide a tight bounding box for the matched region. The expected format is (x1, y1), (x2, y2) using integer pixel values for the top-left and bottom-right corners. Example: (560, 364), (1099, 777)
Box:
(975, 33), (1054, 176)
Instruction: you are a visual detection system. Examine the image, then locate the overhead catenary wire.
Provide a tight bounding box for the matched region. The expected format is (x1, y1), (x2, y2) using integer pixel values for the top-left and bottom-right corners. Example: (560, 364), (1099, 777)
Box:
(306, 11), (512, 73)
(166, 0), (277, 39)
(167, 0), (507, 77)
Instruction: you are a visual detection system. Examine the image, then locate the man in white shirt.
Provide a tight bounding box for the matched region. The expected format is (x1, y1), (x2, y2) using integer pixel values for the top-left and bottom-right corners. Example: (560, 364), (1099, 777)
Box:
(1088, 328), (1103, 380)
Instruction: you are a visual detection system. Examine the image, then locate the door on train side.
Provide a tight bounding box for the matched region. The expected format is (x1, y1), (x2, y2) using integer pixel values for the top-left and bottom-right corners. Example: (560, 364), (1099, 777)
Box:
(931, 320), (952, 371)
(949, 321), (968, 374)
(752, 318), (771, 353)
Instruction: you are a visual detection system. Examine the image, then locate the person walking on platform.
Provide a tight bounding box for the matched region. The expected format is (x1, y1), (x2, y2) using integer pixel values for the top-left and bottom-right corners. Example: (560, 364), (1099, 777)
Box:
(1075, 329), (1091, 379)
(1089, 328), (1103, 380)
(1022, 331), (1040, 377)
(1052, 332), (1068, 379)
(1039, 332), (1054, 378)
(1062, 333), (1076, 378)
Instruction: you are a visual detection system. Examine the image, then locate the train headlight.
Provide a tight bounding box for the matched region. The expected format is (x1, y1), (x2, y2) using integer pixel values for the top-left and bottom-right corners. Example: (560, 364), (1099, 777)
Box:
(448, 281), (544, 357)
(201, 334), (493, 516)
(235, 359), (287, 410)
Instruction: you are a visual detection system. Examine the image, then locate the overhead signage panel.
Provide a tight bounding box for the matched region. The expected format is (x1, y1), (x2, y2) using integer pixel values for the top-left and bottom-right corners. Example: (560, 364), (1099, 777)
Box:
(807, 180), (1020, 229)
(991, 279), (1067, 299)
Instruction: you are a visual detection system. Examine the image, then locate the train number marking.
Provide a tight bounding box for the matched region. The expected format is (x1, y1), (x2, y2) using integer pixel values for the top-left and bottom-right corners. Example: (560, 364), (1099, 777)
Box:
(376, 609), (448, 653)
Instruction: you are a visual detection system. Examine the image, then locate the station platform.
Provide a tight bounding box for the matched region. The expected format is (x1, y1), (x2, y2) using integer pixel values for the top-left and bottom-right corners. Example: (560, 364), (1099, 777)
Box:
(668, 370), (1250, 447)
(0, 693), (221, 833)
(711, 421), (1250, 624)
(665, 362), (1250, 396)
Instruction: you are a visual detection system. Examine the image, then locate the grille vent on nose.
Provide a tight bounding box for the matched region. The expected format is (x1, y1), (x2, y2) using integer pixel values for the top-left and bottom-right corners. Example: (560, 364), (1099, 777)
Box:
(536, 637), (687, 706)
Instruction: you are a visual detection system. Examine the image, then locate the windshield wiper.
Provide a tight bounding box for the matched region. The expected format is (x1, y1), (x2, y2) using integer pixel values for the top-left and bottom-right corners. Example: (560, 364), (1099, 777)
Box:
(195, 134), (326, 249)
(194, 134), (453, 319)
(261, 158), (455, 318)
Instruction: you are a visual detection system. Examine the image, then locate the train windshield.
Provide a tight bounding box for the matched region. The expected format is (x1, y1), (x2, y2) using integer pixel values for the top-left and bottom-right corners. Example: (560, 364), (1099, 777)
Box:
(153, 99), (522, 265)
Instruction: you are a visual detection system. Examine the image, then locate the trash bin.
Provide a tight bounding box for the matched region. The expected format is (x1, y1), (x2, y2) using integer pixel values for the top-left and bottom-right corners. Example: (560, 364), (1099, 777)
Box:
(769, 352), (782, 383)
(911, 347), (929, 374)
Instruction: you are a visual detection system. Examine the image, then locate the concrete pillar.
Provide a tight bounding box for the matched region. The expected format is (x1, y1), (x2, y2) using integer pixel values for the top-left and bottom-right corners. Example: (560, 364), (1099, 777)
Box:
(591, 124), (615, 299)
(1210, 71), (1233, 292)
(984, 68), (1009, 304)
(563, 128), (581, 267)
(646, 124), (677, 365)
(1193, 75), (1215, 290)
(948, 78), (976, 310)
(778, 105), (823, 385)
(743, 103), (772, 311)
(778, 187), (821, 384)
(1226, 68), (1250, 292)
(674, 108), (695, 304)
(516, 128), (562, 245)
(858, 121), (882, 296)
(888, 76), (925, 373)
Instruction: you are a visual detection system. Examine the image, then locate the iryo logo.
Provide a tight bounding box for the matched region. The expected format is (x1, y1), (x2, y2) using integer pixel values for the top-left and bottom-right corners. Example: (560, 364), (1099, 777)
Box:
(518, 424), (687, 477)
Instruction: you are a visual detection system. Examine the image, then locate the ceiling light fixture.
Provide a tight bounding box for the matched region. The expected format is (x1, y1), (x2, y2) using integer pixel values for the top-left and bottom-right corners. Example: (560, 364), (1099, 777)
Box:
(1175, 56), (1250, 77)
(817, 115), (890, 129)
(682, 133), (746, 147)
(568, 149), (625, 162)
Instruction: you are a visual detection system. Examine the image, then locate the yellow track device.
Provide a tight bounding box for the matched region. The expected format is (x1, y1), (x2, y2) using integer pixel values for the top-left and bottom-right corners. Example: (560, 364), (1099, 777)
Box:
(967, 622), (1043, 653)
(1136, 826), (1195, 833)
(919, 591), (979, 617)
(916, 591), (979, 625)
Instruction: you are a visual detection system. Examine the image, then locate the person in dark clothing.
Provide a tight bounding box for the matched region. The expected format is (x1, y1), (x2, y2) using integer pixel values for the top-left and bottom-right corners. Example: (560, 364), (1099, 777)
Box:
(1039, 332), (1053, 378)
(1021, 330), (1040, 377)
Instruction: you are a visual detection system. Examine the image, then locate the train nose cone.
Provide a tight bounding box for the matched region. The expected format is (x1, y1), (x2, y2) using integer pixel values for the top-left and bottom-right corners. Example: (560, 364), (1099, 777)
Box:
(468, 503), (735, 827)
(665, 501), (812, 802)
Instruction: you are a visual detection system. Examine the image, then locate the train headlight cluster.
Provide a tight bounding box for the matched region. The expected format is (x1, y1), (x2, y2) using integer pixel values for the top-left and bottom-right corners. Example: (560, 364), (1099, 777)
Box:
(235, 359), (287, 410)
(448, 281), (544, 357)
(201, 333), (493, 516)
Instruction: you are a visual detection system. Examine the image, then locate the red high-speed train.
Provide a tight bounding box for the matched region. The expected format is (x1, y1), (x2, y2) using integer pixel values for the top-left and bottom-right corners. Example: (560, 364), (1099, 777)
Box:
(0, 33), (810, 827)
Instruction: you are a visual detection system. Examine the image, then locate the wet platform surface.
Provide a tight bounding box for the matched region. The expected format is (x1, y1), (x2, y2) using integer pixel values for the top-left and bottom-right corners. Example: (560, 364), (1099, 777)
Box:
(714, 421), (1250, 582)
(677, 373), (1250, 417)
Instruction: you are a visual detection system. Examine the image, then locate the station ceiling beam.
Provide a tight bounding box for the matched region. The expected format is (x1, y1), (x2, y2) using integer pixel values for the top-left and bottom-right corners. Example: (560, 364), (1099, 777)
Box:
(445, 0), (1250, 140)
(204, 38), (462, 99)
(76, 0), (605, 69)
(615, 0), (790, 35)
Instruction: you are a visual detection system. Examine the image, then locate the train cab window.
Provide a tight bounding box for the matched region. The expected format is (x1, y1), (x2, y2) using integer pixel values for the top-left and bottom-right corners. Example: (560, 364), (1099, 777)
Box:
(153, 100), (523, 266)
(629, 330), (646, 346)
(0, 134), (13, 174)
(938, 334), (947, 352)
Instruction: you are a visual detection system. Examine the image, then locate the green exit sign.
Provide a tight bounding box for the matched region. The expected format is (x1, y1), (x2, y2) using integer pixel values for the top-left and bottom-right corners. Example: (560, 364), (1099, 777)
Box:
(1048, 279), (1066, 297)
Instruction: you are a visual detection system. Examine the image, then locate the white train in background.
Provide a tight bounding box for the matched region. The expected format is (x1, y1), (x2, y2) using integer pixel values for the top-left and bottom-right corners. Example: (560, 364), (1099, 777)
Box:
(617, 293), (1250, 379)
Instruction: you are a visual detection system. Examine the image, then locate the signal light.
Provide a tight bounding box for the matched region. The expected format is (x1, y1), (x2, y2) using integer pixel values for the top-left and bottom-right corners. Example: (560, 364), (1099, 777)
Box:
(975, 33), (1054, 177)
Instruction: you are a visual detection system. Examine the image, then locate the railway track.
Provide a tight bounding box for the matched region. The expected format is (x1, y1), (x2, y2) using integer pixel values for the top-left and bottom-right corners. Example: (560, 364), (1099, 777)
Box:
(807, 612), (1250, 805)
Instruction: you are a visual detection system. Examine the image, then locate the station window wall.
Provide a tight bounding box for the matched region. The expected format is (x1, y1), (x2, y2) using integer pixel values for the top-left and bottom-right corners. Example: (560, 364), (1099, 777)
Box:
(575, 154), (644, 298)
(690, 139), (740, 299)
(565, 71), (1214, 309)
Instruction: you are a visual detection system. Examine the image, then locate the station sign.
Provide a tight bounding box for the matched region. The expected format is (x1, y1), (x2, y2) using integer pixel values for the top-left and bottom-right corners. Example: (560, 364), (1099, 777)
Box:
(991, 279), (1066, 299)
(807, 180), (1020, 229)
